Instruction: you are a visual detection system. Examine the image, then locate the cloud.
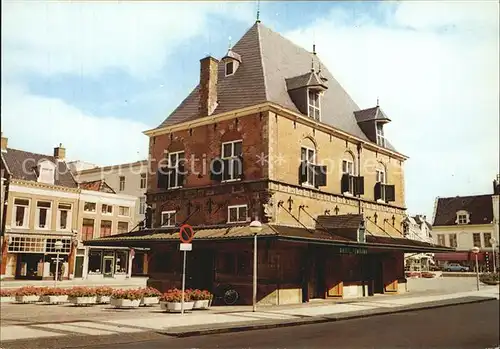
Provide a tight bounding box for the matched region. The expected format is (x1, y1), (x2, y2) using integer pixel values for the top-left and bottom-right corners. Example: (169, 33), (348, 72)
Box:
(1, 84), (150, 165)
(2, 1), (255, 79)
(284, 2), (499, 217)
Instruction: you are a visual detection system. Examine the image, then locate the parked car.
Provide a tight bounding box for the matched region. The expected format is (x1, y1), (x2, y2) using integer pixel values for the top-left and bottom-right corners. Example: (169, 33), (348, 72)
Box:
(444, 263), (470, 272)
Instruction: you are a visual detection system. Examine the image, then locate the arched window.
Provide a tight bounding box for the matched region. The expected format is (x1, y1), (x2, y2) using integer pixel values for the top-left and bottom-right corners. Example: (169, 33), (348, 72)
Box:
(341, 151), (356, 194)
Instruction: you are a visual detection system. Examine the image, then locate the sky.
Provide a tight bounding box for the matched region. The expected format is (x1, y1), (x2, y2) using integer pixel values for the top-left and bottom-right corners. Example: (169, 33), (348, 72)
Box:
(2, 1), (499, 220)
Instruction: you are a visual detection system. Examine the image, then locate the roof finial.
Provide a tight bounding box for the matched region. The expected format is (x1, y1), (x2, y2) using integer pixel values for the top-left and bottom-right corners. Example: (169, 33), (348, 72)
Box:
(313, 43), (316, 55)
(228, 36), (232, 50)
(376, 96), (379, 106)
(311, 56), (315, 72)
(256, 0), (261, 23)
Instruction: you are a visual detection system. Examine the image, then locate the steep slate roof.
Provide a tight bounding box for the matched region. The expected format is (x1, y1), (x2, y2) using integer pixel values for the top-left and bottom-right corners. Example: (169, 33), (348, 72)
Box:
(433, 195), (493, 226)
(1, 148), (78, 188)
(155, 22), (397, 151)
(80, 180), (116, 193)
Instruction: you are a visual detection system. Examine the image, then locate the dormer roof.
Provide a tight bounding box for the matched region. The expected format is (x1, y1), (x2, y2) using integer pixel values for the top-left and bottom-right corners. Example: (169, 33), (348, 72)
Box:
(285, 70), (328, 91)
(222, 49), (242, 63)
(354, 106), (391, 123)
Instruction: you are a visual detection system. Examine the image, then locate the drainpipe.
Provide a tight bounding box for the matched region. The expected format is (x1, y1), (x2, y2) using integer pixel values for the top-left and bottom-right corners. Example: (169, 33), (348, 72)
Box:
(1, 174), (10, 238)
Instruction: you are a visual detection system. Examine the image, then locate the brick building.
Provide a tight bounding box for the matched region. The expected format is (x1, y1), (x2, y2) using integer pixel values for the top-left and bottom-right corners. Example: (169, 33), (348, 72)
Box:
(89, 21), (450, 304)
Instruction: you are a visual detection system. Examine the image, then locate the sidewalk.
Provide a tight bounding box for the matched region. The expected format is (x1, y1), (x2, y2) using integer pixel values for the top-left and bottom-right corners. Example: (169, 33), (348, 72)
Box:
(1, 286), (498, 347)
(0, 277), (148, 289)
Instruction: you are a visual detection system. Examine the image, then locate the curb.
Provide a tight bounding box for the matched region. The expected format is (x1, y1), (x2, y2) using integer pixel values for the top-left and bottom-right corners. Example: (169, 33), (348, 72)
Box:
(159, 296), (498, 338)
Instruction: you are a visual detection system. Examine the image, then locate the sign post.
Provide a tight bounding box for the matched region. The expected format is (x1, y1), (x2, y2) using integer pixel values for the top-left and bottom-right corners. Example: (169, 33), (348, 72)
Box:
(179, 224), (194, 315)
(472, 246), (480, 291)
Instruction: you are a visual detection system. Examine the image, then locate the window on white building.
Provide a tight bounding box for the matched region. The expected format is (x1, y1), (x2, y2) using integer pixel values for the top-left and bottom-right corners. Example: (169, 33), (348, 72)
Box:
(84, 202), (96, 212)
(102, 204), (113, 215)
(139, 197), (146, 215)
(36, 201), (51, 229)
(118, 206), (130, 216)
(228, 205), (248, 223)
(140, 173), (147, 189)
(473, 233), (482, 247)
(57, 203), (72, 230)
(161, 211), (176, 227)
(449, 233), (457, 248)
(119, 176), (125, 191)
(484, 233), (492, 247)
(13, 198), (30, 228)
(117, 222), (129, 234)
(437, 234), (445, 246)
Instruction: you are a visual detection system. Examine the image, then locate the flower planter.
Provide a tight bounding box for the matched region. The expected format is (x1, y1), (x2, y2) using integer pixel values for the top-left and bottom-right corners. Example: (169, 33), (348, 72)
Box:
(193, 299), (210, 310)
(15, 295), (40, 303)
(140, 296), (159, 307)
(160, 301), (194, 313)
(481, 280), (500, 286)
(0, 296), (14, 303)
(110, 298), (141, 308)
(42, 295), (68, 304)
(97, 295), (111, 304)
(69, 296), (97, 306)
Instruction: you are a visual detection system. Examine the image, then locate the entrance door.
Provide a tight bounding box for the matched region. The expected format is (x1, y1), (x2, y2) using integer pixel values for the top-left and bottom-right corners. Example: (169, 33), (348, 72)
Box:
(103, 256), (114, 277)
(314, 253), (326, 299)
(74, 256), (84, 278)
(187, 250), (214, 290)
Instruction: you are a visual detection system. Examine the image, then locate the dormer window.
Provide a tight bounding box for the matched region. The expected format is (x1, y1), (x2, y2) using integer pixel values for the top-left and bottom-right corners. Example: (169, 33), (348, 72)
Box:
(376, 123), (385, 147)
(455, 210), (470, 224)
(308, 89), (320, 120)
(225, 61), (234, 76)
(36, 160), (56, 185)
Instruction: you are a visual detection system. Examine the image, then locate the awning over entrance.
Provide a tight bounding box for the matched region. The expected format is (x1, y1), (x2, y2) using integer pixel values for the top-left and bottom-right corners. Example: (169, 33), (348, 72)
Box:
(85, 223), (453, 253)
(434, 251), (487, 262)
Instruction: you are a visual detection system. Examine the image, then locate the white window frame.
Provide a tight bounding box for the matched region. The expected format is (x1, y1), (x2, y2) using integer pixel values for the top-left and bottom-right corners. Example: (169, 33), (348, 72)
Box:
(57, 203), (72, 231)
(161, 211), (176, 227)
(307, 88), (321, 121)
(167, 151), (185, 189)
(458, 214), (467, 224)
(12, 198), (30, 229)
(36, 200), (52, 230)
(140, 173), (147, 189)
(221, 140), (243, 182)
(225, 61), (235, 76)
(100, 220), (113, 237)
(342, 159), (355, 195)
(117, 221), (129, 234)
(119, 176), (125, 191)
(139, 197), (146, 215)
(84, 202), (97, 213)
(101, 204), (113, 215)
(227, 204), (248, 223)
(300, 146), (316, 187)
(376, 123), (386, 147)
(376, 168), (386, 202)
(118, 206), (130, 217)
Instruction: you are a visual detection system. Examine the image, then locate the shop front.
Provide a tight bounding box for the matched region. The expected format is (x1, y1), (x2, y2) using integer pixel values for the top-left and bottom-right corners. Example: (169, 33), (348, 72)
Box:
(2, 234), (74, 280)
(82, 246), (133, 280)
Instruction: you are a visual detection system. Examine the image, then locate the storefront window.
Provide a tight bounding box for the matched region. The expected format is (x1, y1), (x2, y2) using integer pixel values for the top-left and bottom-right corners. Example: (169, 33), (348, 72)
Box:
(88, 250), (102, 273)
(115, 251), (128, 274)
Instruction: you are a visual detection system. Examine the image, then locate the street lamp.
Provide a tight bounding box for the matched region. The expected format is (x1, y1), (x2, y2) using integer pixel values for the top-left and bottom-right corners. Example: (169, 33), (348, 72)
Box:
(471, 246), (480, 291)
(54, 240), (63, 287)
(490, 238), (497, 274)
(250, 218), (263, 312)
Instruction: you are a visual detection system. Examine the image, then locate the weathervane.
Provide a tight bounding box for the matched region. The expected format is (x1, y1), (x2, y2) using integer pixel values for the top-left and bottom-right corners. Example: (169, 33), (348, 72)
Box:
(256, 0), (261, 22)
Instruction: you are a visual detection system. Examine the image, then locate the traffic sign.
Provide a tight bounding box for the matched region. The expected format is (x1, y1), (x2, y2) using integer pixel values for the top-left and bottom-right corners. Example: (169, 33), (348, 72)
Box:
(179, 224), (195, 243)
(180, 243), (192, 251)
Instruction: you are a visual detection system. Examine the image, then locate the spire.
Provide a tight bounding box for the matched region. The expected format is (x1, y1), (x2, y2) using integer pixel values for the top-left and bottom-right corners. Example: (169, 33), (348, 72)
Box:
(228, 36), (232, 50)
(376, 96), (380, 107)
(256, 0), (261, 23)
(312, 43), (316, 55)
(311, 56), (315, 72)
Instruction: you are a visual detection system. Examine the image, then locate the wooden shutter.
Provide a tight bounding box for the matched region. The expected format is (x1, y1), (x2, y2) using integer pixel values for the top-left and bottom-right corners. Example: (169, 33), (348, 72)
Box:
(354, 176), (365, 195)
(341, 173), (350, 193)
(210, 158), (223, 181)
(315, 165), (327, 187)
(374, 182), (382, 201)
(157, 168), (167, 189)
(298, 161), (307, 184)
(385, 184), (396, 202)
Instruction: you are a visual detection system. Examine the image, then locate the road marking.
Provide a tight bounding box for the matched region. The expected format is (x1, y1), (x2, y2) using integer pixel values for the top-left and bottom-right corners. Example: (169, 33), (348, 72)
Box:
(0, 325), (62, 341)
(36, 323), (116, 336)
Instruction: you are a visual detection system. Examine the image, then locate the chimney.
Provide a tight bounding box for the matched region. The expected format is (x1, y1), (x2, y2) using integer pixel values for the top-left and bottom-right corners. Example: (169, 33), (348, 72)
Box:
(54, 143), (66, 161)
(1, 133), (7, 152)
(199, 56), (219, 117)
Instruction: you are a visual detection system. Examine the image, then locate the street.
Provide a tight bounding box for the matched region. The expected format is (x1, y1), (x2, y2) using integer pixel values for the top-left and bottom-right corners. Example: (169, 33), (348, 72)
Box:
(85, 300), (500, 349)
